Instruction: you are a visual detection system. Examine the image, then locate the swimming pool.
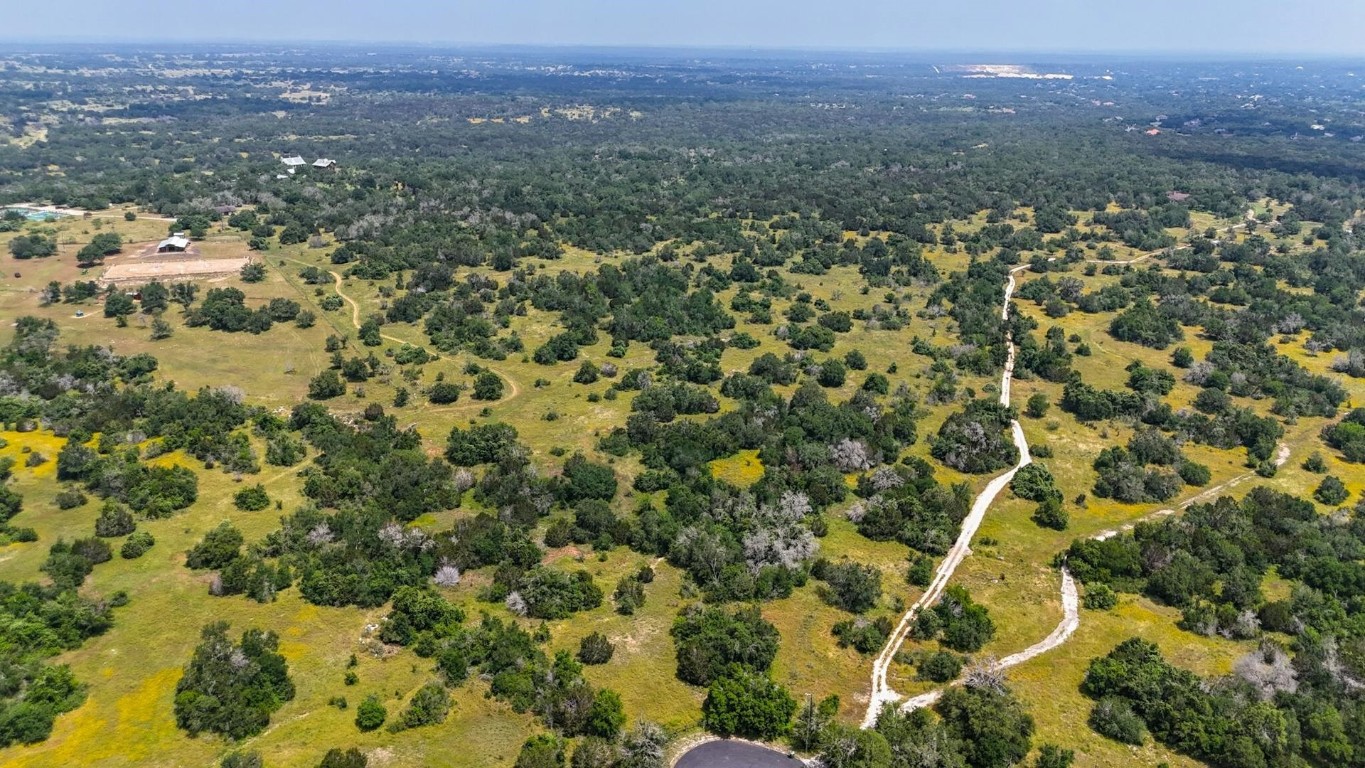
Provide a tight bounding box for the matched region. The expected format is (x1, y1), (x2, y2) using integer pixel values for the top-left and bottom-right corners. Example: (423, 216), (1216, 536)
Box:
(2, 207), (68, 221)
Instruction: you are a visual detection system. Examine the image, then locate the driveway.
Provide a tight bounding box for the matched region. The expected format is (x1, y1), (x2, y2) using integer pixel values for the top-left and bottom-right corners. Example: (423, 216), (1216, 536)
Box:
(675, 740), (800, 768)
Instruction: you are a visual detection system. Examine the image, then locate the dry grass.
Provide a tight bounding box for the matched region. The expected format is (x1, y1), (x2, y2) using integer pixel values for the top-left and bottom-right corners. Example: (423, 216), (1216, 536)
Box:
(1, 201), (1355, 767)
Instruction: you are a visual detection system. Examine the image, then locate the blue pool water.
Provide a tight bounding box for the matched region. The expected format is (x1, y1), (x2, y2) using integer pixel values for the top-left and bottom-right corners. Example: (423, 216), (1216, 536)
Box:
(2, 207), (68, 221)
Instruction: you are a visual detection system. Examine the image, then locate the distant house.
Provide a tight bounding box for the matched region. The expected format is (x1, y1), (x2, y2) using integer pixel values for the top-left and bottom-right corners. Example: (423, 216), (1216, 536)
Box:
(158, 233), (191, 253)
(313, 158), (336, 169)
(1167, 191), (1191, 202)
(281, 155), (306, 167)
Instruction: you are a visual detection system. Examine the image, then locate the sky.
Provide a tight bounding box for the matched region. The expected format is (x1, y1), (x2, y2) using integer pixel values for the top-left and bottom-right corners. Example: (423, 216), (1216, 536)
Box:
(5, 0), (1365, 57)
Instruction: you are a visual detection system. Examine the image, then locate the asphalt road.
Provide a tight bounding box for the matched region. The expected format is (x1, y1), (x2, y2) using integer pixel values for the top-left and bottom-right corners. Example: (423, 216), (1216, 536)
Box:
(675, 740), (799, 768)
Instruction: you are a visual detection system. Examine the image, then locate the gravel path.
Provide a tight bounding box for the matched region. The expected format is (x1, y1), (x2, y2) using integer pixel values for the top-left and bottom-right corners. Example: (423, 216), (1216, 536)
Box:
(861, 264), (1033, 728)
(897, 567), (1079, 713)
(896, 442), (1293, 714)
(997, 567), (1080, 669)
(864, 218), (1267, 724)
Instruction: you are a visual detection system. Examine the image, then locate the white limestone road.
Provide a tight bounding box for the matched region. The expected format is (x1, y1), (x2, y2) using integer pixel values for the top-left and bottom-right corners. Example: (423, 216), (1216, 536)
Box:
(865, 216), (1267, 725)
(899, 442), (1290, 715)
(861, 422), (1032, 725)
(996, 567), (1080, 670)
(894, 567), (1080, 714)
(860, 263), (1034, 728)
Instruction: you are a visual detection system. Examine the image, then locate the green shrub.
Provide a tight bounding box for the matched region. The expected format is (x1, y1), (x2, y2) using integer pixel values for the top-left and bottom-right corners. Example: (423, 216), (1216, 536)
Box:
(577, 632), (615, 665)
(185, 522), (243, 570)
(1177, 461), (1211, 487)
(473, 371), (505, 400)
(233, 484), (270, 511)
(266, 435), (306, 466)
(907, 555), (934, 587)
(1026, 392), (1051, 418)
(394, 682), (449, 730)
(613, 573), (646, 615)
(94, 502), (135, 537)
(1031, 498), (1069, 530)
(1034, 744), (1076, 768)
(815, 559), (882, 613)
(173, 622), (294, 739)
(1088, 697), (1146, 745)
(1012, 464), (1062, 503)
(308, 370), (346, 400)
(428, 381), (462, 404)
(221, 752), (263, 768)
(355, 695), (386, 732)
(671, 605), (779, 686)
(573, 360), (600, 384)
(585, 689), (626, 739)
(1108, 299), (1182, 349)
(543, 518), (573, 548)
(918, 651), (964, 682)
(831, 616), (892, 653)
(55, 488), (88, 510)
(913, 586), (995, 652)
(318, 748), (367, 768)
(701, 668), (796, 740)
(515, 734), (565, 768)
(1301, 451), (1327, 473)
(1083, 583), (1118, 611)
(817, 359), (847, 387)
(240, 262), (266, 283)
(120, 531), (155, 559)
(1313, 475), (1349, 506)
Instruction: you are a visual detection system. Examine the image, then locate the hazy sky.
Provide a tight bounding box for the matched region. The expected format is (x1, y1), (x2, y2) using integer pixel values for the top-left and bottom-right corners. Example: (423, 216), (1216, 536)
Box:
(6, 0), (1365, 56)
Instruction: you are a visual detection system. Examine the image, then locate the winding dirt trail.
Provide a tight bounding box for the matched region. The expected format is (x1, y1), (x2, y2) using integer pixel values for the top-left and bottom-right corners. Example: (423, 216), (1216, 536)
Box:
(861, 263), (1034, 727)
(1083, 214), (1255, 267)
(997, 567), (1080, 668)
(896, 442), (1292, 714)
(865, 215), (1271, 722)
(1092, 442), (1290, 542)
(317, 266), (522, 408)
(328, 268), (365, 330)
(896, 567), (1080, 713)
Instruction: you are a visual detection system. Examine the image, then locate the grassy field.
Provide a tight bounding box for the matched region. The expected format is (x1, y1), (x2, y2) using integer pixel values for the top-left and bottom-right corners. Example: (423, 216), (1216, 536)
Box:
(1, 202), (1359, 767)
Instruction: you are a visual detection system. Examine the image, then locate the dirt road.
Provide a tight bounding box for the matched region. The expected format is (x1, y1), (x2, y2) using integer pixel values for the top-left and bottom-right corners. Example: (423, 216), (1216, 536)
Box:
(861, 264), (1034, 727)
(864, 217), (1266, 724)
(308, 264), (523, 408)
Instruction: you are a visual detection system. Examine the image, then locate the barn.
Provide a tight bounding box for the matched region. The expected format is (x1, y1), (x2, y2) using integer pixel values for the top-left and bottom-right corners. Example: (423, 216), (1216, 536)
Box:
(157, 233), (191, 253)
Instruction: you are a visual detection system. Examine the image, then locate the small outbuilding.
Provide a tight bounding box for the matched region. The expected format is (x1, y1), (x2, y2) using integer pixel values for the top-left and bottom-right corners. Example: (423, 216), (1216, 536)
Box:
(157, 233), (191, 253)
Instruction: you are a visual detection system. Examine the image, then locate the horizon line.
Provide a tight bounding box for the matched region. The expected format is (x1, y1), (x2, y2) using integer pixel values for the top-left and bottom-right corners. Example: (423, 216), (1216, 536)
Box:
(0, 37), (1362, 62)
